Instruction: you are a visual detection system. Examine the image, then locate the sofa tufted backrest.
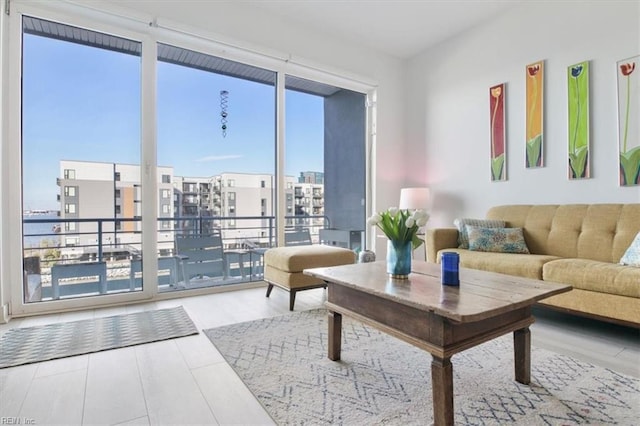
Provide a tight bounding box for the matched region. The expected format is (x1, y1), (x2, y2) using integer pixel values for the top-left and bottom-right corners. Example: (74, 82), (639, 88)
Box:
(486, 204), (640, 263)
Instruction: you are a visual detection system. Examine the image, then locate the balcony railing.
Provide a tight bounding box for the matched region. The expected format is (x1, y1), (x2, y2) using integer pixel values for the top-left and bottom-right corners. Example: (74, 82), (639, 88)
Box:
(22, 214), (329, 303)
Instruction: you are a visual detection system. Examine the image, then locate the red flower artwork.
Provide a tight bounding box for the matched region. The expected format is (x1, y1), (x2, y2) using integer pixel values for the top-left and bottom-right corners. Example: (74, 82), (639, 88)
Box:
(527, 64), (540, 77)
(620, 62), (636, 76)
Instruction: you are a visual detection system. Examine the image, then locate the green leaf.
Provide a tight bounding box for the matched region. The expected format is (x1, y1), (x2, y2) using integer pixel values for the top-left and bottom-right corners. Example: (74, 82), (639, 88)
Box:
(620, 146), (640, 185)
(411, 233), (424, 250)
(379, 213), (398, 240)
(375, 209), (423, 247)
(526, 134), (542, 167)
(491, 154), (505, 181)
(569, 146), (589, 178)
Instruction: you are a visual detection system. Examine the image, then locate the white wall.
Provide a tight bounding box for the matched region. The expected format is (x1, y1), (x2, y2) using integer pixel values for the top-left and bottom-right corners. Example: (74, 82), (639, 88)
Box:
(406, 1), (640, 229)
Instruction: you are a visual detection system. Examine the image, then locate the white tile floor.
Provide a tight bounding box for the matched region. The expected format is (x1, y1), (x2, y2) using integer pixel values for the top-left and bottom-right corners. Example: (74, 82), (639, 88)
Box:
(0, 285), (638, 425)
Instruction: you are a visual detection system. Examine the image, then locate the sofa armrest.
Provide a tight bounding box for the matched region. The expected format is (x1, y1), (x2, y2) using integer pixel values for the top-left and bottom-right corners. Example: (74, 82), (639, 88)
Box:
(426, 228), (459, 263)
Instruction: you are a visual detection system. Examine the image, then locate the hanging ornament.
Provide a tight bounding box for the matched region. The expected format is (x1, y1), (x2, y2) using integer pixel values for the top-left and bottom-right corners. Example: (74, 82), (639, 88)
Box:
(220, 90), (229, 138)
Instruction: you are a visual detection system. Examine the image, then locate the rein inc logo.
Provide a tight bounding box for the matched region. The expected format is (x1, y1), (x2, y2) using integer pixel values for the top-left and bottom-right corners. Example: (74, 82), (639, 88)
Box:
(1, 418), (35, 425)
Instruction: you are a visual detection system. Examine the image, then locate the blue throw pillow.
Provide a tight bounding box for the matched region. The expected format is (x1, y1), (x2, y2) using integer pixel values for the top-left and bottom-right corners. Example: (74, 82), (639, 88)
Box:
(467, 226), (530, 254)
(620, 232), (640, 267)
(453, 218), (506, 249)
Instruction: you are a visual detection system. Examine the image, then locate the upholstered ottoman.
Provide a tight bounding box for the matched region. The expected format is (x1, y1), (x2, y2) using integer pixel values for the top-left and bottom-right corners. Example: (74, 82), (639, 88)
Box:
(264, 245), (356, 310)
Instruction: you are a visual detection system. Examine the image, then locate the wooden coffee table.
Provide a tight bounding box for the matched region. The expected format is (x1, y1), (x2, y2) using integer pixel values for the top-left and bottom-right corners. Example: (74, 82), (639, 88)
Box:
(304, 261), (571, 426)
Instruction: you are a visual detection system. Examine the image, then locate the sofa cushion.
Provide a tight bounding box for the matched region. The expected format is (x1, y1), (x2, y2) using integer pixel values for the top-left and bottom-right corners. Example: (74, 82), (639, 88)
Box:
(453, 218), (506, 249)
(620, 231), (640, 267)
(543, 258), (640, 298)
(467, 226), (530, 254)
(440, 249), (560, 279)
(486, 204), (640, 262)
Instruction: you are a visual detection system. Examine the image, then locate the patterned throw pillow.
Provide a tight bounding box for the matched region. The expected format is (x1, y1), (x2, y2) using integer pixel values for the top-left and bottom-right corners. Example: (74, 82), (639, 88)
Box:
(454, 218), (506, 249)
(620, 232), (640, 267)
(467, 226), (530, 254)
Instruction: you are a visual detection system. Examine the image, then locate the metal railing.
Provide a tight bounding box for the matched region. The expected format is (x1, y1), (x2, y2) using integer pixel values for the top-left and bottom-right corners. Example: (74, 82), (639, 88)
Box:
(22, 214), (329, 302)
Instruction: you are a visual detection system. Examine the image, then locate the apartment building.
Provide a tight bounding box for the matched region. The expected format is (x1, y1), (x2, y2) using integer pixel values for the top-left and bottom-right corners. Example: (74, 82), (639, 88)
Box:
(58, 161), (326, 256)
(58, 160), (175, 259)
(159, 170), (327, 246)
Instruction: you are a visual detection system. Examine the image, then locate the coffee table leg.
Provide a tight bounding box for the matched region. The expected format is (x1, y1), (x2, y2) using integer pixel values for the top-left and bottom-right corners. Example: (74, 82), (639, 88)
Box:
(328, 311), (342, 361)
(514, 327), (531, 384)
(431, 356), (454, 426)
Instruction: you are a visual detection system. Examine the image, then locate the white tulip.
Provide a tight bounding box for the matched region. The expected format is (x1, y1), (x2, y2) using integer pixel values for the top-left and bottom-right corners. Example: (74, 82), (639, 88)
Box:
(366, 214), (381, 226)
(412, 209), (427, 220)
(416, 214), (429, 226)
(388, 207), (399, 216)
(405, 217), (416, 228)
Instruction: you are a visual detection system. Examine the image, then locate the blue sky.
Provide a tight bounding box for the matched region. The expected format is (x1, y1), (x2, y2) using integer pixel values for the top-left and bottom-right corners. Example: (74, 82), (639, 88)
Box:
(22, 34), (324, 210)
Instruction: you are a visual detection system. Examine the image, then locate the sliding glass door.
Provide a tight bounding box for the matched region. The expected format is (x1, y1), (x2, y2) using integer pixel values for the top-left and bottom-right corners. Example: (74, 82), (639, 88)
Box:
(156, 43), (276, 291)
(21, 16), (144, 305)
(8, 3), (372, 316)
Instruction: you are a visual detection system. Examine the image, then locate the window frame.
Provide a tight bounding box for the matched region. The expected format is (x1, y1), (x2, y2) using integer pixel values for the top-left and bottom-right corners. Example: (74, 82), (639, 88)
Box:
(64, 186), (77, 197)
(5, 1), (376, 317)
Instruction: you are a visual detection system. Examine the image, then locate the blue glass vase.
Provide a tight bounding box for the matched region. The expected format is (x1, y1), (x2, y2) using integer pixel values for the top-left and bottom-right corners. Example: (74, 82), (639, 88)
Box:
(387, 240), (412, 279)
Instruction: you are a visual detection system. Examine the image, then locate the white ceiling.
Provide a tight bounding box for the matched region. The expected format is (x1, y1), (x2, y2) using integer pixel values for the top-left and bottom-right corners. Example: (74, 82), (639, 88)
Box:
(246, 0), (521, 59)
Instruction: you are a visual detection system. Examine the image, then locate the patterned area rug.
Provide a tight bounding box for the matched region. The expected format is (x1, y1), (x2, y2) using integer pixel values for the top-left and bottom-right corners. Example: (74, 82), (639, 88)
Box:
(204, 309), (639, 425)
(0, 306), (197, 369)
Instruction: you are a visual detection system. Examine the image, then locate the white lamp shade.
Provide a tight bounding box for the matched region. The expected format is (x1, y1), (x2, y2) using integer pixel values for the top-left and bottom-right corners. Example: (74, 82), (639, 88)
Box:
(399, 187), (430, 210)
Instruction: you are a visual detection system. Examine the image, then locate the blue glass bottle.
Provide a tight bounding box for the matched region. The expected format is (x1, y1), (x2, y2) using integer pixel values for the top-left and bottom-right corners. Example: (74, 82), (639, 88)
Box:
(441, 252), (460, 286)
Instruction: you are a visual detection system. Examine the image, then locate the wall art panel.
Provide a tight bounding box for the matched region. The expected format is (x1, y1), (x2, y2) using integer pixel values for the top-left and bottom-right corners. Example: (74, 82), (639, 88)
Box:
(617, 55), (639, 186)
(526, 61), (544, 168)
(567, 61), (590, 180)
(489, 83), (507, 182)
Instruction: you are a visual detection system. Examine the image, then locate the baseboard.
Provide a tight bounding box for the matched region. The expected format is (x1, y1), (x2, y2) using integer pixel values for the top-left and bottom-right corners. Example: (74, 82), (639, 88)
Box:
(1, 303), (9, 324)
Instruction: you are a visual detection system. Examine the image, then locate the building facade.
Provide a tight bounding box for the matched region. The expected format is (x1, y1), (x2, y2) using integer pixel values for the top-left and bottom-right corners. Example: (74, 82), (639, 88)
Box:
(58, 160), (175, 259)
(57, 161), (325, 257)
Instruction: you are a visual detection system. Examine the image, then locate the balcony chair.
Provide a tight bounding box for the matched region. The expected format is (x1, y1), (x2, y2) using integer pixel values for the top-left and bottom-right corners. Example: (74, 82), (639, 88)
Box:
(175, 234), (227, 287)
(50, 261), (107, 300)
(128, 256), (182, 290)
(284, 229), (313, 246)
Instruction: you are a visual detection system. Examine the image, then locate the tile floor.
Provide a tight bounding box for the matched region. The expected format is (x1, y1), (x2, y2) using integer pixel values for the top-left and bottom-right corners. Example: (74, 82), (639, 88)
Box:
(0, 285), (638, 425)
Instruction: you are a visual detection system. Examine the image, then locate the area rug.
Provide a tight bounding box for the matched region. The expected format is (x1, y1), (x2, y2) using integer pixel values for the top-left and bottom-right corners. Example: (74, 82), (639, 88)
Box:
(0, 306), (197, 369)
(204, 309), (639, 425)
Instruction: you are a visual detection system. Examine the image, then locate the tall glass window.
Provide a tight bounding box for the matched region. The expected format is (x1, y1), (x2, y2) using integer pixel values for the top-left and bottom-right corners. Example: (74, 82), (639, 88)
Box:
(21, 16), (142, 303)
(14, 12), (369, 310)
(157, 43), (276, 290)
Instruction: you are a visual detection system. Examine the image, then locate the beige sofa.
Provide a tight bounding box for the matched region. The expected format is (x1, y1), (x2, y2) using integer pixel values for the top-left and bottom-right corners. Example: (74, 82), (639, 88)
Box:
(426, 204), (640, 328)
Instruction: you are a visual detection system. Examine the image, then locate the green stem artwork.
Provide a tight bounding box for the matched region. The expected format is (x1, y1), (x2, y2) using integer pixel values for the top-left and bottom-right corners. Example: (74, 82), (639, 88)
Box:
(618, 57), (639, 186)
(567, 62), (589, 179)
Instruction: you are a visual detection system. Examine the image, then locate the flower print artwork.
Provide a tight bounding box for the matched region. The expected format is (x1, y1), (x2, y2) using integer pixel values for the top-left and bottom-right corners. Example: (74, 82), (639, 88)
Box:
(489, 83), (506, 181)
(567, 61), (590, 179)
(617, 56), (640, 186)
(526, 61), (544, 168)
